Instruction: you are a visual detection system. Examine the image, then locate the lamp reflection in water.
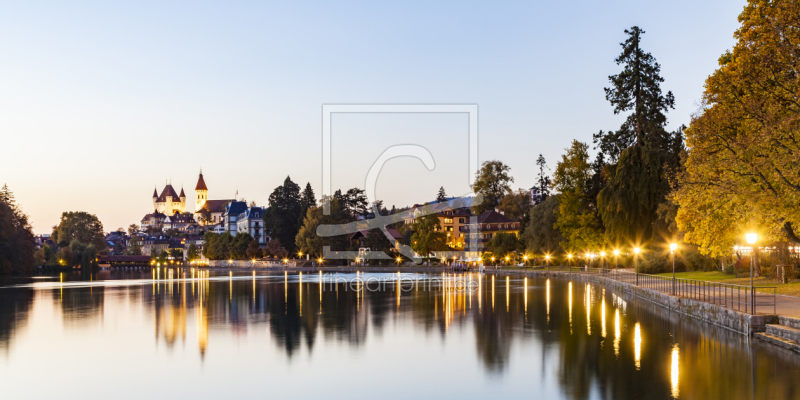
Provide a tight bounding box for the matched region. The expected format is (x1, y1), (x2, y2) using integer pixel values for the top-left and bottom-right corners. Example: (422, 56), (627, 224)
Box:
(491, 275), (495, 310)
(634, 322), (642, 370)
(546, 279), (550, 323)
(524, 277), (527, 314)
(568, 282), (573, 333)
(614, 309), (620, 356)
(299, 272), (303, 317)
(478, 274), (482, 312)
(506, 276), (509, 312)
(586, 284), (591, 335)
(671, 345), (680, 398)
(601, 296), (606, 338)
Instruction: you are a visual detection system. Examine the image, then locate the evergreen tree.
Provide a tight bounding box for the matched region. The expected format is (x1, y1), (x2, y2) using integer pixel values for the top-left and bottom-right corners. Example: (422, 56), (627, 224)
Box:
(343, 188), (369, 219)
(299, 182), (316, 216)
(532, 155), (551, 206)
(263, 176), (302, 254)
(597, 27), (685, 247)
(0, 185), (35, 274)
(436, 187), (448, 203)
(602, 26), (675, 149)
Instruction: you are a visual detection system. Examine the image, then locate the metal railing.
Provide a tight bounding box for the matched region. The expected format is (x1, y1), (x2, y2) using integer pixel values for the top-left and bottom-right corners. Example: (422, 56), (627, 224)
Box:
(559, 266), (777, 315)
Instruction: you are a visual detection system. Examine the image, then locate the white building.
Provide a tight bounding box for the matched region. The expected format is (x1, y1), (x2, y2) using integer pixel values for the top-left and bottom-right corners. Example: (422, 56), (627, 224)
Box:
(237, 206), (267, 245)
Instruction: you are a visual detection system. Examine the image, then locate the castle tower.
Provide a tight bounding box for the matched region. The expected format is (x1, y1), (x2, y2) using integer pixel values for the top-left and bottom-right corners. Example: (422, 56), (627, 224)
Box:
(195, 169), (208, 212)
(152, 187), (158, 212)
(179, 187), (186, 211)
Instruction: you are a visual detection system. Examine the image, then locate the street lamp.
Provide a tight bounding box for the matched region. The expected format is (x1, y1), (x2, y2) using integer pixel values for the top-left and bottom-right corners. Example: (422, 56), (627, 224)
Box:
(567, 254), (572, 268)
(670, 242), (677, 295)
(545, 254), (550, 270)
(746, 233), (757, 313)
(613, 249), (619, 269)
(634, 247), (640, 285)
(600, 251), (606, 269)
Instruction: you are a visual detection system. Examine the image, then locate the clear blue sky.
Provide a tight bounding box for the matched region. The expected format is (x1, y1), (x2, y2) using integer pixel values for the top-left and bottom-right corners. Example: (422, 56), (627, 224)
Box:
(0, 0), (746, 233)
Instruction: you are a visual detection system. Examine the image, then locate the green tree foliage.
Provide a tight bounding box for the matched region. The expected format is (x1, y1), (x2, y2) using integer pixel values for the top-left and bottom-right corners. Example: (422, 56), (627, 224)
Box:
(69, 240), (98, 269)
(231, 232), (253, 259)
(410, 211), (447, 265)
(472, 160), (514, 214)
(598, 146), (667, 246)
(203, 232), (220, 260)
(436, 186), (448, 203)
(295, 197), (350, 257)
(186, 242), (199, 261)
(57, 247), (73, 266)
(523, 194), (564, 255)
(169, 248), (183, 261)
(553, 141), (604, 252)
(498, 189), (531, 221)
(0, 185), (35, 274)
(53, 211), (106, 249)
(674, 0), (800, 256)
(486, 232), (521, 259)
(264, 176), (302, 254)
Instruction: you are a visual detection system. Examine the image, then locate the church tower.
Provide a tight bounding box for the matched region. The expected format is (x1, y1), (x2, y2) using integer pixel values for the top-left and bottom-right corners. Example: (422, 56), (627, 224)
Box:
(195, 169), (208, 212)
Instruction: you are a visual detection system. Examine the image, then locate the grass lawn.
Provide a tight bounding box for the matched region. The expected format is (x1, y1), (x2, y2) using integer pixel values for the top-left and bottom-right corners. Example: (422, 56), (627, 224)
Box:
(655, 271), (800, 297)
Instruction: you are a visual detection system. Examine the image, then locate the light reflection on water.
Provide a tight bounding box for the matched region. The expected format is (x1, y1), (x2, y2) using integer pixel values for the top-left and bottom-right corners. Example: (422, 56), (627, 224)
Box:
(0, 271), (798, 399)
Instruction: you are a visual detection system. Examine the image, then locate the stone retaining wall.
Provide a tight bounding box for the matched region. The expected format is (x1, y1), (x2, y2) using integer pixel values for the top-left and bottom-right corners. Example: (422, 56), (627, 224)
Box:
(485, 269), (771, 335)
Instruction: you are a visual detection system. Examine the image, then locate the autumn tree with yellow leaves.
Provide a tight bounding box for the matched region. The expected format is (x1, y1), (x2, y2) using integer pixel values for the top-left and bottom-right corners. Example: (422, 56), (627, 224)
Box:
(674, 0), (800, 256)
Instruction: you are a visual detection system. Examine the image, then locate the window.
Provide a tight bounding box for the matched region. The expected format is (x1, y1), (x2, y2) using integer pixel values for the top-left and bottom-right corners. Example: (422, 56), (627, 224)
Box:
(443, 218), (453, 224)
(459, 218), (464, 223)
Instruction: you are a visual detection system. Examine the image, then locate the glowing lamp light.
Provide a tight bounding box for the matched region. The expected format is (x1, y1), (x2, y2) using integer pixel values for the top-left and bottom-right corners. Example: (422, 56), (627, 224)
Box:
(600, 251), (606, 257)
(545, 255), (550, 260)
(614, 250), (619, 256)
(523, 256), (528, 261)
(670, 243), (677, 252)
(746, 233), (757, 245)
(568, 254), (573, 259)
(505, 256), (509, 261)
(634, 247), (640, 255)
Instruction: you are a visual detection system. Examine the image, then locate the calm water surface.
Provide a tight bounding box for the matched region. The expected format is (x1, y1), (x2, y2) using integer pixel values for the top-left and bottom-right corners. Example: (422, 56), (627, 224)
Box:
(1, 271), (799, 399)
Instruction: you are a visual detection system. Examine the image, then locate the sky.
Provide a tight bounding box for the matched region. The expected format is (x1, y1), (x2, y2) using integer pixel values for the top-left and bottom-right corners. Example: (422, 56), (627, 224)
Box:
(0, 0), (747, 234)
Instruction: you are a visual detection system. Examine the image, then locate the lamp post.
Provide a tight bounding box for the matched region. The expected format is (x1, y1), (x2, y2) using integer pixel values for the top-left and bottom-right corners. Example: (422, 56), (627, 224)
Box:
(613, 249), (619, 269)
(567, 254), (572, 268)
(670, 243), (677, 295)
(545, 254), (550, 271)
(634, 247), (640, 285)
(600, 251), (606, 270)
(746, 233), (757, 314)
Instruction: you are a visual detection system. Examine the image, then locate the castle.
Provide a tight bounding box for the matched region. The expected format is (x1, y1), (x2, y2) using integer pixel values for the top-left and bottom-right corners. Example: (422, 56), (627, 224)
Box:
(152, 183), (186, 215)
(144, 170), (234, 231)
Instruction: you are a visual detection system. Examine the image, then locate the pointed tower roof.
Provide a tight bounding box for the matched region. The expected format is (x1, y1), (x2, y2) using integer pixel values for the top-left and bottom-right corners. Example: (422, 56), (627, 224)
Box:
(195, 170), (208, 191)
(153, 187), (158, 198)
(180, 187), (186, 198)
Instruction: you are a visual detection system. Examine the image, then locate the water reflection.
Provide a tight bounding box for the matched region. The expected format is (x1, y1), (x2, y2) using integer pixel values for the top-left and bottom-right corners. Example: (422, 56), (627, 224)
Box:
(0, 271), (799, 399)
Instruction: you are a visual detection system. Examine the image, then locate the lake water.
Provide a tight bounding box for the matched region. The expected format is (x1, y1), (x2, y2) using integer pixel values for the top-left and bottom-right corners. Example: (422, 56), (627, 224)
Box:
(1, 270), (799, 399)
